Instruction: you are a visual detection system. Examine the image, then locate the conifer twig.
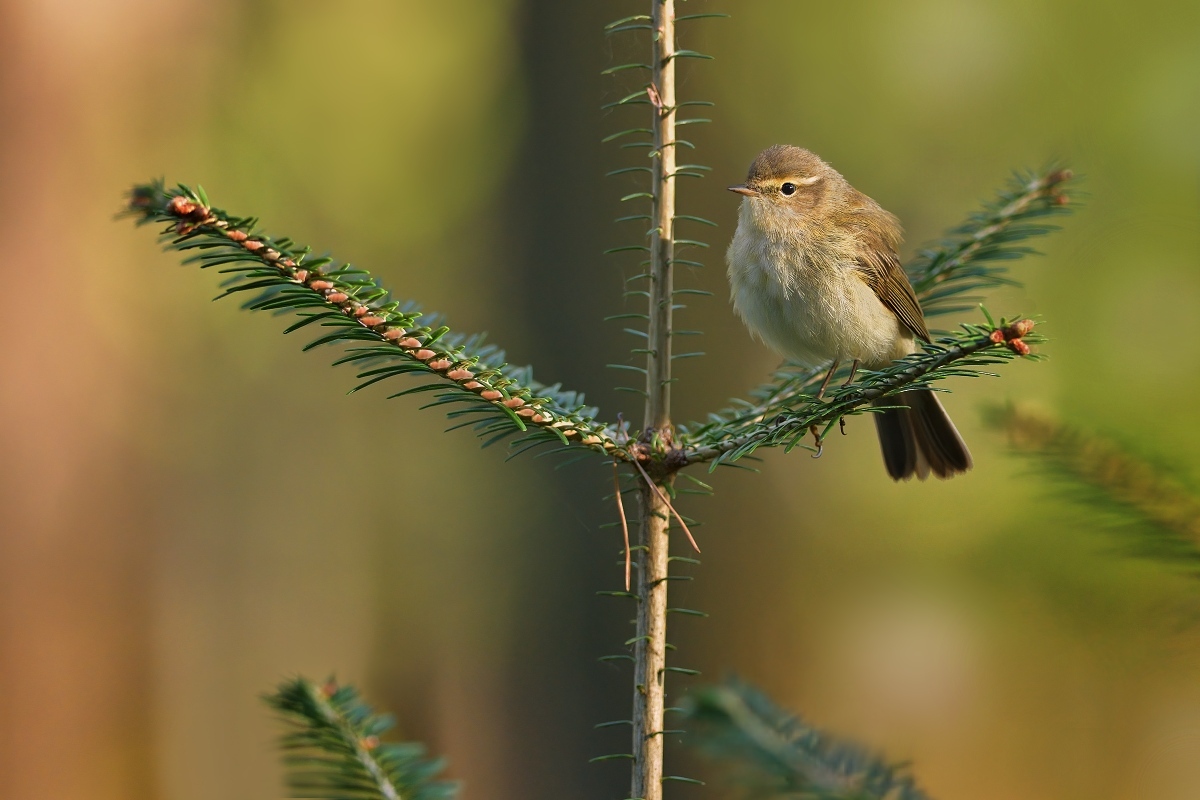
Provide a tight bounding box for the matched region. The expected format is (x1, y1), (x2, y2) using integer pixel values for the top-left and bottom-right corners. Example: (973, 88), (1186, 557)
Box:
(614, 460), (633, 591)
(265, 677), (455, 800)
(679, 319), (1040, 467)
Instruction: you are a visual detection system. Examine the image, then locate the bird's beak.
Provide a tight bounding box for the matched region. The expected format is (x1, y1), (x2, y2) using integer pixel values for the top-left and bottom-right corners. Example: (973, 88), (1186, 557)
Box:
(727, 185), (756, 197)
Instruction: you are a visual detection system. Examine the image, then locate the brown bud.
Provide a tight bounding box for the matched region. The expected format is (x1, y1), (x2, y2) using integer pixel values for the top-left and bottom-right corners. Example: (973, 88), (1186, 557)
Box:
(1011, 318), (1035, 337)
(227, 230), (248, 242)
(447, 368), (473, 381)
(989, 330), (1006, 344)
(1054, 194), (1070, 206)
(503, 397), (525, 409)
(382, 328), (406, 340)
(359, 316), (385, 327)
(242, 239), (264, 252)
(1009, 339), (1031, 356)
(326, 292), (348, 304)
(414, 349), (436, 361)
(516, 407), (537, 418)
(293, 269), (308, 282)
(399, 338), (422, 349)
(167, 195), (197, 217)
(281, 259), (296, 268)
(309, 280), (334, 291)
(481, 389), (503, 401)
(320, 679), (338, 697)
(531, 414), (547, 424)
(360, 735), (379, 750)
(352, 305), (369, 317)
(428, 359), (452, 370)
(463, 380), (483, 390)
(263, 249), (280, 261)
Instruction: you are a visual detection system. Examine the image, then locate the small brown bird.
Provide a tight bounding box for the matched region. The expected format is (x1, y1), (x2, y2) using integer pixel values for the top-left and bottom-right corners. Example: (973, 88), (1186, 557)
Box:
(726, 145), (971, 480)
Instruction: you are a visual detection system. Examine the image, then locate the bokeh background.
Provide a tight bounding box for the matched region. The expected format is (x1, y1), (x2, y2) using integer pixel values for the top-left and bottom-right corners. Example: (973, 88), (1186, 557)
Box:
(2, 1), (1200, 798)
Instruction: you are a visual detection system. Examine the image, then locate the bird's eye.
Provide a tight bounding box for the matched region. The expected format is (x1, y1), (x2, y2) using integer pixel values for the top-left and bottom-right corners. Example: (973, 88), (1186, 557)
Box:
(780, 182), (797, 196)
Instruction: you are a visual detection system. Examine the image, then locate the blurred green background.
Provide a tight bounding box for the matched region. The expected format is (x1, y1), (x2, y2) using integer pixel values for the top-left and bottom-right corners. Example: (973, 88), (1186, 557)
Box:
(1, 1), (1199, 798)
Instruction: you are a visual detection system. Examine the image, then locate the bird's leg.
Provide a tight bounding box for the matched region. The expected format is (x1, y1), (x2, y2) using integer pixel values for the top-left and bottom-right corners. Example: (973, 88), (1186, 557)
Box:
(842, 359), (859, 387)
(815, 358), (841, 399)
(809, 425), (824, 458)
(839, 417), (847, 436)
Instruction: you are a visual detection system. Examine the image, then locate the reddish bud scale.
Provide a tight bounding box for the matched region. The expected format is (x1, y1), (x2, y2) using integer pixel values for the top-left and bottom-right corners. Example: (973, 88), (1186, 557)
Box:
(1009, 339), (1031, 356)
(309, 280), (334, 291)
(243, 240), (264, 252)
(428, 359), (452, 371)
(382, 329), (406, 340)
(264, 249), (280, 261)
(293, 269), (308, 282)
(503, 397), (525, 409)
(446, 369), (473, 381)
(481, 390), (503, 401)
(227, 230), (248, 242)
(168, 196), (198, 217)
(326, 292), (348, 304)
(352, 305), (369, 317)
(1011, 319), (1035, 337)
(463, 380), (483, 390)
(516, 407), (536, 418)
(414, 349), (436, 361)
(532, 414), (547, 424)
(989, 330), (1006, 344)
(360, 736), (380, 750)
(399, 338), (422, 349)
(359, 316), (384, 327)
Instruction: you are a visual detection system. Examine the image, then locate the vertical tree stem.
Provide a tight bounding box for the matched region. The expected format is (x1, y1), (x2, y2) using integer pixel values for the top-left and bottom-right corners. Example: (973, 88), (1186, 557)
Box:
(632, 2), (675, 799)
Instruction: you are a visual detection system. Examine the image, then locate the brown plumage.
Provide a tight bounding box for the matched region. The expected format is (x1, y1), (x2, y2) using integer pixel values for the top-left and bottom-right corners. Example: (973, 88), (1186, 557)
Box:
(727, 144), (971, 480)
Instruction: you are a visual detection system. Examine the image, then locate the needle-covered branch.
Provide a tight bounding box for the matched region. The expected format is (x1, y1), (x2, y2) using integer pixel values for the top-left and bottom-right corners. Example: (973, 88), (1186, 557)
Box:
(678, 318), (1042, 467)
(265, 677), (456, 800)
(684, 680), (932, 800)
(684, 166), (1075, 449)
(987, 405), (1200, 569)
(127, 181), (620, 459)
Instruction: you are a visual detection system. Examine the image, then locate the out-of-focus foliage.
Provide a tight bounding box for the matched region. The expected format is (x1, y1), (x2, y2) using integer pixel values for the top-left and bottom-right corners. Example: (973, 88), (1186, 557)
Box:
(685, 680), (931, 800)
(987, 405), (1200, 570)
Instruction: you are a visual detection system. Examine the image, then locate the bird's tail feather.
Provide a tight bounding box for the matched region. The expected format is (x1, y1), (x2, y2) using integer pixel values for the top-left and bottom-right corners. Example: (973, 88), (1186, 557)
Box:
(871, 389), (972, 481)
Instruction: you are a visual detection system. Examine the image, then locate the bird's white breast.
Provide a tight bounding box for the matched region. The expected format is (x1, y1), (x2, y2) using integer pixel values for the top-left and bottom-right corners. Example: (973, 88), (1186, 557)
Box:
(725, 201), (913, 369)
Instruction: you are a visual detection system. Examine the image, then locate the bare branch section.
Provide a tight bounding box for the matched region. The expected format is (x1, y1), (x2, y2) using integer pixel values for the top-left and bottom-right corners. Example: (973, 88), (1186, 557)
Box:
(631, 2), (678, 798)
(126, 182), (620, 459)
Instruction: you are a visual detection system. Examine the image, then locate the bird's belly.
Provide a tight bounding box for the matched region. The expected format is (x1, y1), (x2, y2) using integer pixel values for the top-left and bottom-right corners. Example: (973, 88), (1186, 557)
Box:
(730, 258), (911, 369)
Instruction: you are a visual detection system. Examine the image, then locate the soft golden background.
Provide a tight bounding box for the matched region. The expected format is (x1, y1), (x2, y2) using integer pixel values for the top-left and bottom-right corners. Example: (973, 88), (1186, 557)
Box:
(2, 1), (1199, 798)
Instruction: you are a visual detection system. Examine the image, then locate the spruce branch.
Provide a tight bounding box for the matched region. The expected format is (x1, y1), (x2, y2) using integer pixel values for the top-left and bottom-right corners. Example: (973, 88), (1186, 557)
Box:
(986, 405), (1200, 569)
(684, 680), (932, 800)
(685, 167), (1075, 450)
(126, 181), (620, 458)
(679, 318), (1042, 467)
(265, 677), (456, 800)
